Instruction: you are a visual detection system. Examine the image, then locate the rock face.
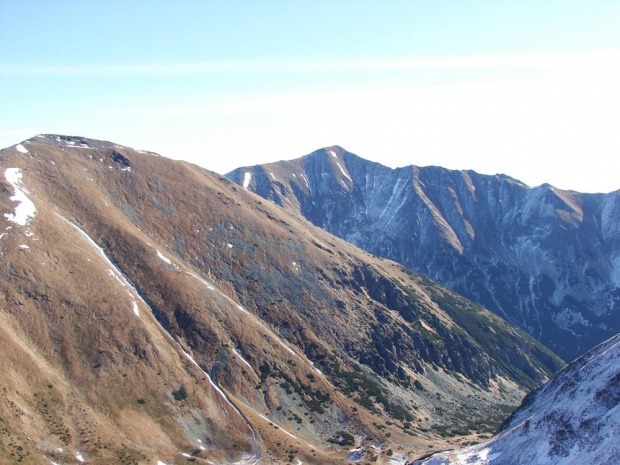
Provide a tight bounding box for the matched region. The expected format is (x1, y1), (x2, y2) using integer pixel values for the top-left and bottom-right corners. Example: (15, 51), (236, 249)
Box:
(227, 146), (620, 361)
(416, 332), (620, 465)
(0, 135), (562, 464)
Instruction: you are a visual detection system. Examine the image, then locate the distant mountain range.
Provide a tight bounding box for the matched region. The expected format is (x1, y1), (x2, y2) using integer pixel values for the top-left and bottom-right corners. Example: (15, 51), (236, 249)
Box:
(416, 332), (620, 464)
(227, 146), (620, 361)
(0, 135), (562, 464)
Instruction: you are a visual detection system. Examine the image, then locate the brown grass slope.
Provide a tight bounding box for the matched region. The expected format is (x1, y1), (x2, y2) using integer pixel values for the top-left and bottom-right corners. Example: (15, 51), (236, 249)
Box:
(0, 135), (562, 464)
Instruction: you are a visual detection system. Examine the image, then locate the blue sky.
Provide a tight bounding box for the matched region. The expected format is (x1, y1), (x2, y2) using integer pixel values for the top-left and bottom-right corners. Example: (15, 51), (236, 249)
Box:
(2, 1), (620, 192)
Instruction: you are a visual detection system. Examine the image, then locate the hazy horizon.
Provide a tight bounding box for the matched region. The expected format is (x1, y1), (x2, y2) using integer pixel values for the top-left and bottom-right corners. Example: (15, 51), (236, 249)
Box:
(2, 1), (620, 193)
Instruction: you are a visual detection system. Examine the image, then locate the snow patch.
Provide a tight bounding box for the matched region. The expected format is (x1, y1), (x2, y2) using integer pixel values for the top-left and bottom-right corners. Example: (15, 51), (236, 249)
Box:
(243, 172), (252, 190)
(75, 452), (85, 463)
(329, 150), (338, 158)
(185, 270), (215, 290)
(553, 308), (591, 333)
(256, 412), (297, 439)
(4, 168), (37, 227)
(232, 348), (253, 369)
(156, 249), (173, 265)
(300, 173), (311, 192)
(132, 301), (140, 317)
(107, 269), (126, 287)
(453, 447), (500, 464)
(277, 339), (296, 356)
(15, 144), (28, 154)
(336, 162), (352, 181)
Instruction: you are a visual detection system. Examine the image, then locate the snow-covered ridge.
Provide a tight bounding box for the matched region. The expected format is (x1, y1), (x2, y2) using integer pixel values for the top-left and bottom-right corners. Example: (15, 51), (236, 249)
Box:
(417, 333), (620, 465)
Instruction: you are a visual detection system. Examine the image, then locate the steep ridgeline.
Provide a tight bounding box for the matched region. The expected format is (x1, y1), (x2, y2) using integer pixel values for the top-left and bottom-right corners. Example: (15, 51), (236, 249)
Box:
(0, 135), (562, 464)
(416, 332), (620, 465)
(227, 146), (620, 361)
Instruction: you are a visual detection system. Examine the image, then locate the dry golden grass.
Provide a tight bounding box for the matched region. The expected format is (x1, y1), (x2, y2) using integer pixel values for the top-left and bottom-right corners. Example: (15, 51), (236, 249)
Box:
(0, 136), (562, 463)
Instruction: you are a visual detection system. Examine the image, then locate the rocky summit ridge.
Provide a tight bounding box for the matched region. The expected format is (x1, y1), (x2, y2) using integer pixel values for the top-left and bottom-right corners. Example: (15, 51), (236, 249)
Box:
(227, 145), (620, 361)
(0, 135), (562, 464)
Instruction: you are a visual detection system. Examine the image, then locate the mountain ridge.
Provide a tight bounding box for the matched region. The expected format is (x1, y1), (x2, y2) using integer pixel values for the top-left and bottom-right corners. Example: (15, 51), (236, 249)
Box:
(227, 146), (620, 361)
(0, 134), (562, 463)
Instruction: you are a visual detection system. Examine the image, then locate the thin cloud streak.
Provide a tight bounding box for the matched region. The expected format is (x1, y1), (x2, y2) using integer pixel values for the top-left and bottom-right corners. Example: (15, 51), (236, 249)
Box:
(2, 50), (620, 76)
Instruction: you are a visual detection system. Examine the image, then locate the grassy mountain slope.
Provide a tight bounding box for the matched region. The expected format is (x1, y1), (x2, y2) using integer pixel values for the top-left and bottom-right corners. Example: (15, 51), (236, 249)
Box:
(0, 135), (562, 464)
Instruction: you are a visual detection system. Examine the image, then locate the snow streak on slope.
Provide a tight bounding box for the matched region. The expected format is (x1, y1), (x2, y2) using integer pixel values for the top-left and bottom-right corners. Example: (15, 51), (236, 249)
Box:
(336, 162), (352, 181)
(152, 247), (318, 449)
(417, 333), (620, 465)
(177, 344), (260, 460)
(61, 217), (143, 317)
(156, 249), (174, 265)
(62, 217), (262, 457)
(4, 168), (36, 226)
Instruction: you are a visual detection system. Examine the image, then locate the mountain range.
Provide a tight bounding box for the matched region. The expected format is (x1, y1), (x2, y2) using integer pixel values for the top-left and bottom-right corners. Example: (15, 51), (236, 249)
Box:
(0, 135), (563, 464)
(227, 146), (620, 361)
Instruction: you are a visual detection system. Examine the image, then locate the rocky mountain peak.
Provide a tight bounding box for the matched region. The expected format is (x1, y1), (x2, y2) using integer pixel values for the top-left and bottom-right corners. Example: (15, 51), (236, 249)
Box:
(227, 147), (620, 361)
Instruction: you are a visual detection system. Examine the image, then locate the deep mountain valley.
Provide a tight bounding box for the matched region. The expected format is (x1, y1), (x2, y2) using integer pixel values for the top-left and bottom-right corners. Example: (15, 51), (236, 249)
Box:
(416, 332), (620, 464)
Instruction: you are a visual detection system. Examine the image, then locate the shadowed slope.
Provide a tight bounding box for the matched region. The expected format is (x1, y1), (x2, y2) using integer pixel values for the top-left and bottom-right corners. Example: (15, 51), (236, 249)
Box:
(227, 146), (620, 361)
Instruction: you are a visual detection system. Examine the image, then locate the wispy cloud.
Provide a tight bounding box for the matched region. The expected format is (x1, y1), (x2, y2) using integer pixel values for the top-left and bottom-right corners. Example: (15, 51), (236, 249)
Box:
(2, 50), (619, 76)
